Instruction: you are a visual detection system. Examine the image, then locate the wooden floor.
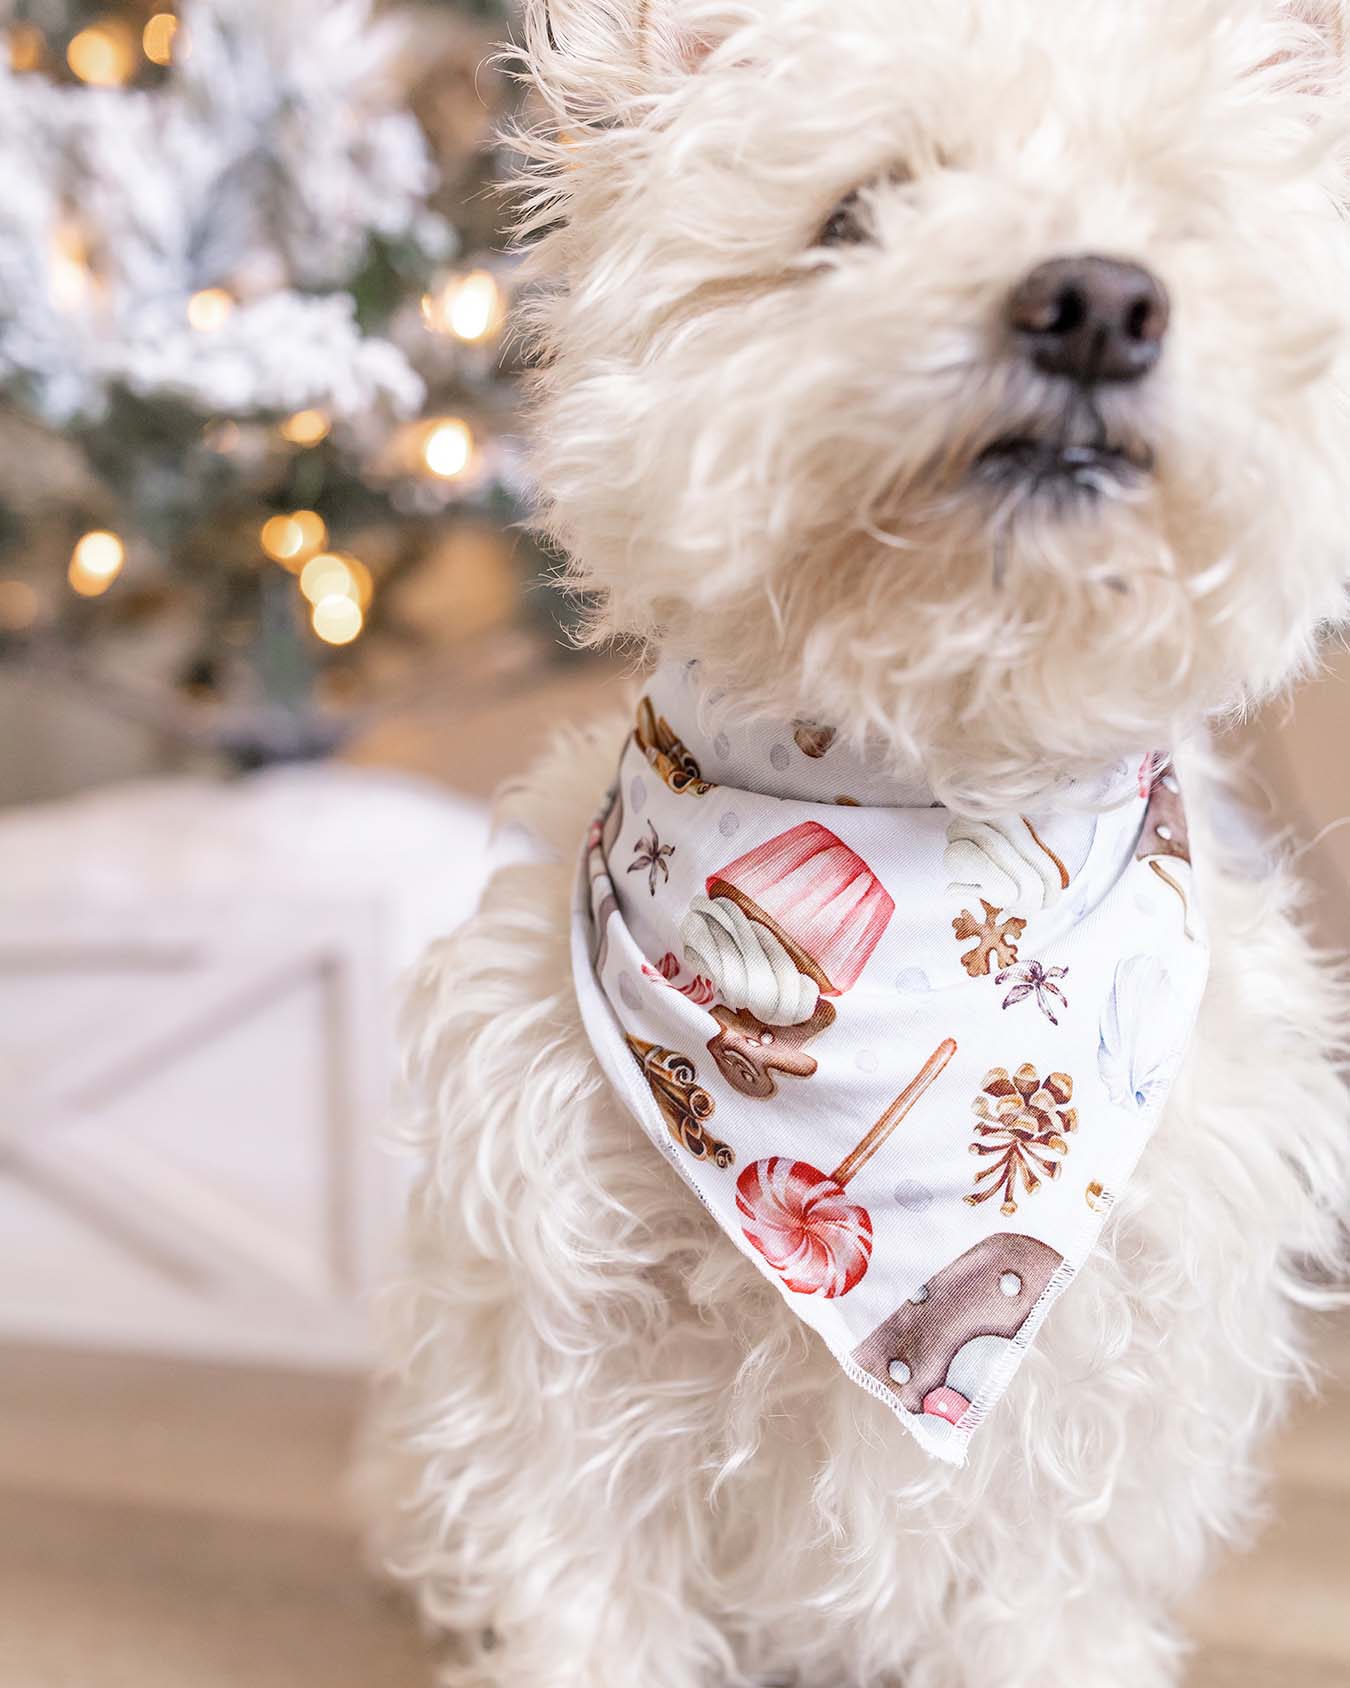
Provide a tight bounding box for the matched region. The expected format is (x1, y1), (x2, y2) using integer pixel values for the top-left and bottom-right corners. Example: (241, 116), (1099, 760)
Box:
(1, 1329), (1347, 1688)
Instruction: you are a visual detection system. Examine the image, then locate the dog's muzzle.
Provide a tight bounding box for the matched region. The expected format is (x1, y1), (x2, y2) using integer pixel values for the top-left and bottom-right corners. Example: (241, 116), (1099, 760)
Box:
(973, 432), (1155, 498)
(971, 252), (1166, 501)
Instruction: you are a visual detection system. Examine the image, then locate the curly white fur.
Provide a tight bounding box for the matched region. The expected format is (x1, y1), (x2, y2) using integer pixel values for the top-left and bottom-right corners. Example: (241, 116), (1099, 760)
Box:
(362, 2), (1350, 1683)
(517, 0), (1350, 815)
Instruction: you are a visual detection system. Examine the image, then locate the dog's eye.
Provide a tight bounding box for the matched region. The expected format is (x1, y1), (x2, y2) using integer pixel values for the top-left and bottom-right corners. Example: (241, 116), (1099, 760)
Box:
(816, 190), (870, 249)
(814, 165), (916, 250)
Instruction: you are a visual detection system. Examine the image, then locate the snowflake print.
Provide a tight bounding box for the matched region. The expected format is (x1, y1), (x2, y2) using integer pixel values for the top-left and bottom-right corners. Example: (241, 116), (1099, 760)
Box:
(996, 959), (1070, 1025)
(628, 821), (675, 896)
(952, 899), (1026, 978)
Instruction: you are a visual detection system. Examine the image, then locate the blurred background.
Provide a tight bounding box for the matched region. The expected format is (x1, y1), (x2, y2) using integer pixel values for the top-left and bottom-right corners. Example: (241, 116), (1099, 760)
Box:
(0, 1), (1345, 1683)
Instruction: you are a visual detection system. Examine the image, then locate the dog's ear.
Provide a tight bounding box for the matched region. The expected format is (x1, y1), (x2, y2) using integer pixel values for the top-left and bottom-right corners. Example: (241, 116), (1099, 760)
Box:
(521, 1), (744, 128)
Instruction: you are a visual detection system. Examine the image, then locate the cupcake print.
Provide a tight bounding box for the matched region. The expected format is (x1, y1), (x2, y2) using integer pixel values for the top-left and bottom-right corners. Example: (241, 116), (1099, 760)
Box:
(680, 822), (894, 1027)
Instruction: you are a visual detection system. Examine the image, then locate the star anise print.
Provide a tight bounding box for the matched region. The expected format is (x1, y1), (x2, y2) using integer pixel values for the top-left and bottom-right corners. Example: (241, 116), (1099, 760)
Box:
(996, 959), (1070, 1025)
(628, 821), (675, 896)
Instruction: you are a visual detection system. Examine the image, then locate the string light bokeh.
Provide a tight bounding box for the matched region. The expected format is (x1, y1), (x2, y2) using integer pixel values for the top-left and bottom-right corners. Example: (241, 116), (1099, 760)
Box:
(68, 531), (126, 598)
(0, 0), (552, 775)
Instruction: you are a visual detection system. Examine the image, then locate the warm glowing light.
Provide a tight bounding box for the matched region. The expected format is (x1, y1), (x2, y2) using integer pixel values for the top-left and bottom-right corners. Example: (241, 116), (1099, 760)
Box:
(260, 510), (328, 572)
(8, 23), (46, 72)
(72, 530), (125, 576)
(298, 551), (373, 610)
(68, 530), (125, 597)
(0, 580), (39, 630)
(260, 515), (304, 564)
(422, 418), (474, 479)
(187, 288), (234, 332)
(339, 554), (373, 610)
(422, 269), (505, 343)
(450, 270), (504, 342)
(311, 594), (363, 646)
(49, 221), (91, 311)
(299, 553), (354, 606)
(279, 408), (331, 447)
(67, 23), (135, 86)
(291, 510), (327, 554)
(142, 12), (179, 64)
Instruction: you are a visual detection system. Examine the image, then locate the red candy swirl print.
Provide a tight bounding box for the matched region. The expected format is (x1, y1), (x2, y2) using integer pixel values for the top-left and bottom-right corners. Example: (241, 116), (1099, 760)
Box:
(736, 1158), (874, 1297)
(736, 1040), (957, 1298)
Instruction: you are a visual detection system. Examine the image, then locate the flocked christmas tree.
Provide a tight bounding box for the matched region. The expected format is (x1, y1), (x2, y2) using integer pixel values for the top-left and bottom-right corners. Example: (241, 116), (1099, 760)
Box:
(0, 0), (560, 769)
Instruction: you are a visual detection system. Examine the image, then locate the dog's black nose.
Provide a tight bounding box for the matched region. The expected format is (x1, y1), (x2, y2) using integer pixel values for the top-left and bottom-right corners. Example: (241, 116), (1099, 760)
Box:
(1008, 256), (1170, 386)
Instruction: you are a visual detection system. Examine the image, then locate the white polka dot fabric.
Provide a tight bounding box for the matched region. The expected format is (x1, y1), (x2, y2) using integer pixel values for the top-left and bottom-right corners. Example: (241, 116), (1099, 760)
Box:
(571, 662), (1210, 1464)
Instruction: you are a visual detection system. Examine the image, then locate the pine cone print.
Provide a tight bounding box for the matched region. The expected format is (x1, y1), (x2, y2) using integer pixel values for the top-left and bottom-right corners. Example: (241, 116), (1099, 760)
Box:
(966, 1064), (1077, 1216)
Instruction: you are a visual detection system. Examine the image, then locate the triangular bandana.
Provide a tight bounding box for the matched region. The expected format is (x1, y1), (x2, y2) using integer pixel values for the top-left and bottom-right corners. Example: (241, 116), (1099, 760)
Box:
(570, 662), (1209, 1465)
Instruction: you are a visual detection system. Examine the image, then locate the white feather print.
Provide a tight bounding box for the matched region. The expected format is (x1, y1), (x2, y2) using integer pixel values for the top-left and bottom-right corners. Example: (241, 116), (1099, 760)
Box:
(1098, 956), (1180, 1114)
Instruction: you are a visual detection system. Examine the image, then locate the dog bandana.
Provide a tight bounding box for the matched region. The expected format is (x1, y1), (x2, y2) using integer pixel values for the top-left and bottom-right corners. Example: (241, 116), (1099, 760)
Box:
(570, 661), (1209, 1465)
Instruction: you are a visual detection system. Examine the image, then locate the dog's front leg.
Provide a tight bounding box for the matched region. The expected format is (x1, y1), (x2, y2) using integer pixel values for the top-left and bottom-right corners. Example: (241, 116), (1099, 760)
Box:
(363, 845), (754, 1688)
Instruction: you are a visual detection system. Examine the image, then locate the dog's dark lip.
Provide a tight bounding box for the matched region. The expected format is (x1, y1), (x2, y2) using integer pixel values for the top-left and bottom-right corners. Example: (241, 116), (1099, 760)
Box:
(973, 435), (1155, 495)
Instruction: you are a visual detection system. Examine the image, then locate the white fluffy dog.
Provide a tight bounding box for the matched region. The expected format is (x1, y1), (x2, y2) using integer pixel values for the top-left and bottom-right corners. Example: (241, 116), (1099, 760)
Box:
(365, 2), (1350, 1683)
